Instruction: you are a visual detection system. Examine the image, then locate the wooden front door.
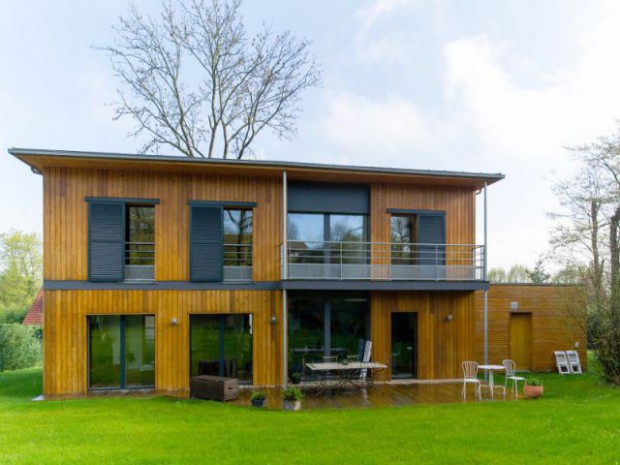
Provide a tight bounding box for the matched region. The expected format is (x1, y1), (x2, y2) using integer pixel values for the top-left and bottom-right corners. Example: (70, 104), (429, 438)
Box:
(510, 313), (532, 370)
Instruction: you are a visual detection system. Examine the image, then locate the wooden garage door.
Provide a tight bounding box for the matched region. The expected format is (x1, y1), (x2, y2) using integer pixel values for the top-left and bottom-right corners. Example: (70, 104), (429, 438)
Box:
(510, 313), (532, 370)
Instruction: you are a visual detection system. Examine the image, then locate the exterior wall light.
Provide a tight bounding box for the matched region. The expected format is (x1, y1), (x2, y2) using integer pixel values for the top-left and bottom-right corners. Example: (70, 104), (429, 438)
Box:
(445, 314), (454, 322)
(171, 317), (179, 326)
(270, 315), (277, 325)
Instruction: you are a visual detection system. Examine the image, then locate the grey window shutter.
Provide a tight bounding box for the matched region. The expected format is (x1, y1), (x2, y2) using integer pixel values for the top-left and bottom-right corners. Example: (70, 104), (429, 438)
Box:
(417, 214), (446, 268)
(190, 205), (223, 282)
(89, 202), (125, 282)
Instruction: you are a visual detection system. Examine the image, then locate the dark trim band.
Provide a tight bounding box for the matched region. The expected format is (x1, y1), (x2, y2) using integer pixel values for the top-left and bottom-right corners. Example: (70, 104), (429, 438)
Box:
(44, 280), (280, 291)
(387, 209), (445, 216)
(85, 197), (161, 205)
(188, 200), (257, 208)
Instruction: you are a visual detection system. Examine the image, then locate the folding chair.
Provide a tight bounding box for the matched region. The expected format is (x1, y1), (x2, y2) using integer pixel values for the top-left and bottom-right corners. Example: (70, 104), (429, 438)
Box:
(554, 351), (571, 375)
(565, 350), (583, 374)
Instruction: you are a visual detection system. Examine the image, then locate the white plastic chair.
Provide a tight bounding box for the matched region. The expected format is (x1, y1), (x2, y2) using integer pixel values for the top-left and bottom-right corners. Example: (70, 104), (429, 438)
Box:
(566, 350), (582, 374)
(502, 359), (526, 399)
(554, 351), (571, 375)
(461, 361), (481, 400)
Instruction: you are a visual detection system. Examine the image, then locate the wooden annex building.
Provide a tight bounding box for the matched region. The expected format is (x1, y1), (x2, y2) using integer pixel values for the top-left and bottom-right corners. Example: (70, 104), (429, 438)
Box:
(10, 148), (586, 397)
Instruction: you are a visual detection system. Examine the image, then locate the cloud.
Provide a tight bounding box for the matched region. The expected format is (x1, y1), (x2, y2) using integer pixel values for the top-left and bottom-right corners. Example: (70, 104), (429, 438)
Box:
(321, 91), (435, 160)
(443, 2), (620, 162)
(355, 0), (414, 35)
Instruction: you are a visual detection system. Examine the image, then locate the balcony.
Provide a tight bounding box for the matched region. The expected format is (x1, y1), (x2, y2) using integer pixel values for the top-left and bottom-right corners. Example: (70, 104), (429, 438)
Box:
(125, 241), (155, 281)
(283, 241), (485, 282)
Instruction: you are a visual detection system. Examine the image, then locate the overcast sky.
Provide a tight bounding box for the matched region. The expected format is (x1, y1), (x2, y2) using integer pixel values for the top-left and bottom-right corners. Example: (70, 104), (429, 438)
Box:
(2, 0), (620, 270)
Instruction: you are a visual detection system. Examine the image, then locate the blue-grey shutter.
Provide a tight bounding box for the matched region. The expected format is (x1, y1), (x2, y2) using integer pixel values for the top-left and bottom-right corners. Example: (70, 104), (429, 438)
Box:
(88, 202), (125, 282)
(417, 213), (446, 269)
(190, 205), (223, 282)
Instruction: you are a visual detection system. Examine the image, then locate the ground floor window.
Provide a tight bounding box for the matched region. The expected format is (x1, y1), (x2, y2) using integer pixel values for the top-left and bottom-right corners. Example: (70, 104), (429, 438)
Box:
(288, 293), (370, 378)
(88, 315), (155, 389)
(190, 314), (253, 384)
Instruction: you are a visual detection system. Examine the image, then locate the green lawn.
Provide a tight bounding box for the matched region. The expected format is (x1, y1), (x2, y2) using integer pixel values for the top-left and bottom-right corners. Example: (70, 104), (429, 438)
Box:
(1, 366), (620, 464)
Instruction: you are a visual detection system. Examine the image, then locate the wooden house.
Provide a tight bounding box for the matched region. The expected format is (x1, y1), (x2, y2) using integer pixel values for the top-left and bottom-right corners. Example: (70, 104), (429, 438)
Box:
(9, 148), (585, 396)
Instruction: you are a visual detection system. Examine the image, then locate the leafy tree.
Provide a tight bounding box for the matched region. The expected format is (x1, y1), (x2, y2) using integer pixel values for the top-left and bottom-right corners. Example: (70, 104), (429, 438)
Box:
(101, 0), (321, 159)
(526, 259), (550, 283)
(507, 264), (531, 283)
(549, 127), (620, 384)
(487, 267), (507, 283)
(0, 231), (42, 311)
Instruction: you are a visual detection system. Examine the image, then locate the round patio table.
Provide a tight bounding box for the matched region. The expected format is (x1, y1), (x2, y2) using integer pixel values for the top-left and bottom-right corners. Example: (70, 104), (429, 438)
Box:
(478, 364), (505, 400)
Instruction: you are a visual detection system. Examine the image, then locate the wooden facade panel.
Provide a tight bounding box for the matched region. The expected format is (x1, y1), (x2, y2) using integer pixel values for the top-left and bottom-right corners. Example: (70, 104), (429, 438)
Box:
(474, 285), (587, 372)
(43, 290), (282, 396)
(371, 291), (475, 380)
(42, 167), (282, 282)
(370, 183), (475, 245)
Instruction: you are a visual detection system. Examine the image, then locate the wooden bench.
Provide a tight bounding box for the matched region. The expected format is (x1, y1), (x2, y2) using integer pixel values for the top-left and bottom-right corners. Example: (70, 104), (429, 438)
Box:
(190, 375), (239, 402)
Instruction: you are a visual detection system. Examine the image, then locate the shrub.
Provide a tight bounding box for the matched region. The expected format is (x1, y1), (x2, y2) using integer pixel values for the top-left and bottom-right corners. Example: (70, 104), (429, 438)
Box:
(251, 391), (267, 401)
(282, 387), (303, 401)
(0, 324), (41, 372)
(526, 377), (542, 386)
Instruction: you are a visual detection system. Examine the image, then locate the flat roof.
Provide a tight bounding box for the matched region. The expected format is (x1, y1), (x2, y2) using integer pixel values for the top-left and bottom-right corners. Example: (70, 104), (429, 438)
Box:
(9, 147), (505, 188)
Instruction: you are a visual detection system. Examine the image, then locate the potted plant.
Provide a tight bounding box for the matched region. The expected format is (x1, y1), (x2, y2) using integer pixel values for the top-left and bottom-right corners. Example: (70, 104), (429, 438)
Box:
(250, 391), (267, 408)
(290, 372), (302, 385)
(523, 377), (544, 399)
(282, 386), (304, 411)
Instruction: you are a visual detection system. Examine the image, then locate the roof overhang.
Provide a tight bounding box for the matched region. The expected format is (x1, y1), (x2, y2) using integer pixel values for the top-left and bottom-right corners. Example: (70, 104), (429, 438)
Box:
(9, 148), (505, 189)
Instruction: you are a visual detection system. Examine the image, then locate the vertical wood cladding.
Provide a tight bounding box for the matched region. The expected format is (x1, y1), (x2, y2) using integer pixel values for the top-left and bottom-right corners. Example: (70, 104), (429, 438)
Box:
(370, 182), (476, 245)
(42, 167), (282, 282)
(43, 290), (282, 396)
(370, 291), (476, 380)
(474, 285), (587, 372)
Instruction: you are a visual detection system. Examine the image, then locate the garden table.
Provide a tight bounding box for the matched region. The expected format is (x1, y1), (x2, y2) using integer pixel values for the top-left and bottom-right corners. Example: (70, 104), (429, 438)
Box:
(306, 361), (388, 393)
(478, 364), (505, 400)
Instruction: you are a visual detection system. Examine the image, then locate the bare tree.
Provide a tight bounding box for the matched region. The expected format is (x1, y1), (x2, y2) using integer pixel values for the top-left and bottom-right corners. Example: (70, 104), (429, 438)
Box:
(549, 128), (620, 383)
(101, 0), (321, 159)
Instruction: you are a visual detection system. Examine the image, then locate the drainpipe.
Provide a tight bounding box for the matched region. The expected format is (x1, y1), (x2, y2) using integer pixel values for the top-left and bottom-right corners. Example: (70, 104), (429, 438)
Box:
(483, 182), (489, 373)
(282, 171), (288, 389)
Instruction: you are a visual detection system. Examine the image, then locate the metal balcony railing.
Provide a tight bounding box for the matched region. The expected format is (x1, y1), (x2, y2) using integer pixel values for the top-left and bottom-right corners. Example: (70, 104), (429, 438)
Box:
(125, 241), (155, 280)
(223, 243), (253, 281)
(282, 240), (485, 281)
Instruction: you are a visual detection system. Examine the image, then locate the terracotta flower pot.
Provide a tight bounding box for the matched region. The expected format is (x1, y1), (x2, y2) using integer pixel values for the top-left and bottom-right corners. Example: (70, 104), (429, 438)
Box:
(523, 384), (544, 399)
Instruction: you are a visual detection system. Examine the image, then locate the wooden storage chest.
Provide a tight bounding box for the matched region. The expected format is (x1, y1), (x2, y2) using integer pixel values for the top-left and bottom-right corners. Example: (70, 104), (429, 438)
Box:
(190, 375), (239, 402)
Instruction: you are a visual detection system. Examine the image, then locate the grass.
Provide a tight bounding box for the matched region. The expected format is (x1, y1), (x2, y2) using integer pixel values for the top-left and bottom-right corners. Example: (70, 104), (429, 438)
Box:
(1, 365), (620, 464)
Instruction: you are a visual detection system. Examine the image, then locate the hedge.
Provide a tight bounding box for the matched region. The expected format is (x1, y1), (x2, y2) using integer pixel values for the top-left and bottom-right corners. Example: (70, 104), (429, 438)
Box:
(0, 324), (41, 372)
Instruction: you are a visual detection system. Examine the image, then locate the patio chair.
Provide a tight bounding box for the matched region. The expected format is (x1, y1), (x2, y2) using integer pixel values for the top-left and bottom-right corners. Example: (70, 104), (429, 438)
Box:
(566, 350), (583, 374)
(554, 351), (571, 375)
(461, 361), (481, 401)
(502, 359), (526, 399)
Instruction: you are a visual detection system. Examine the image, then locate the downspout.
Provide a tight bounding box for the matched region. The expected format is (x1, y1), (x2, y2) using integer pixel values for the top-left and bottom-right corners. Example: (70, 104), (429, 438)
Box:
(282, 170), (288, 389)
(483, 182), (489, 371)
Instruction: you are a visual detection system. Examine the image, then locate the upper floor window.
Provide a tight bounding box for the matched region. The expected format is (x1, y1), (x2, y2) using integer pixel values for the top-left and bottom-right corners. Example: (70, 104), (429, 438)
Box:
(125, 205), (156, 280)
(189, 202), (256, 283)
(223, 209), (253, 281)
(390, 211), (445, 267)
(87, 198), (159, 283)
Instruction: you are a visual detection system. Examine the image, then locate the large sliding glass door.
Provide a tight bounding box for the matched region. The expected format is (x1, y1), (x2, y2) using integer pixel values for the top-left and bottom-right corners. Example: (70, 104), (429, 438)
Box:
(89, 315), (155, 390)
(190, 314), (253, 384)
(288, 294), (369, 379)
